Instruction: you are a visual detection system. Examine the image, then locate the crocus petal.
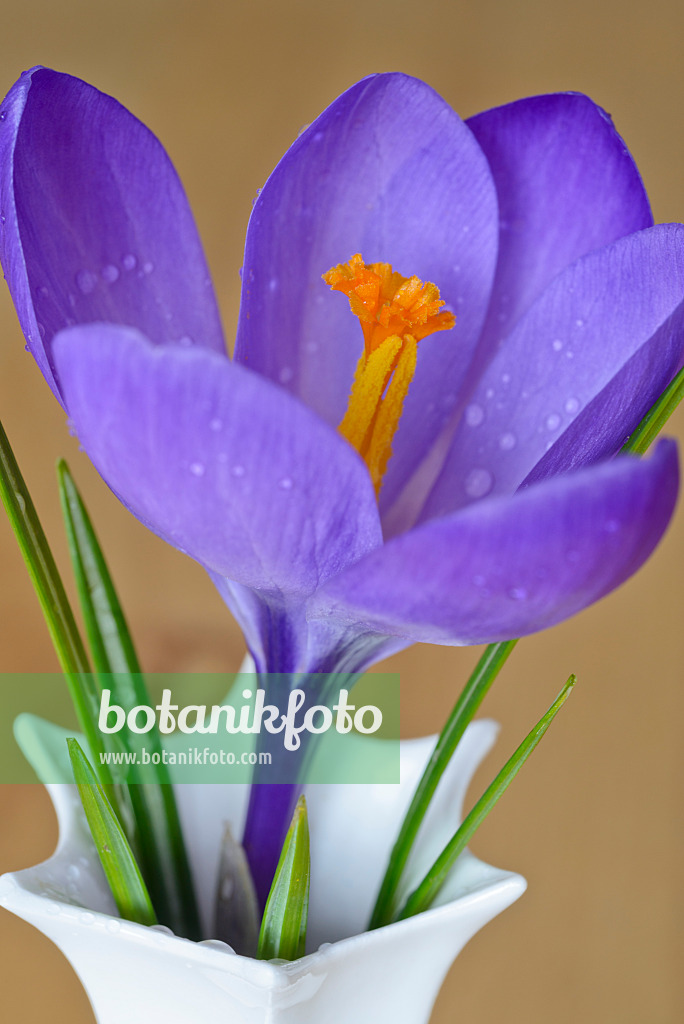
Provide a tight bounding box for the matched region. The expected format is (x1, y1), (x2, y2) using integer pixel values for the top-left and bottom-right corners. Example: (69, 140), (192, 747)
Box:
(0, 67), (225, 405)
(311, 442), (678, 646)
(422, 224), (684, 520)
(468, 92), (653, 352)
(234, 72), (499, 508)
(53, 324), (382, 596)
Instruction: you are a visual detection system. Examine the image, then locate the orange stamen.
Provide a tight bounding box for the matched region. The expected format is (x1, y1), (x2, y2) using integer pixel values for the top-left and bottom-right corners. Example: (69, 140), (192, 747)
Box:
(323, 254), (455, 495)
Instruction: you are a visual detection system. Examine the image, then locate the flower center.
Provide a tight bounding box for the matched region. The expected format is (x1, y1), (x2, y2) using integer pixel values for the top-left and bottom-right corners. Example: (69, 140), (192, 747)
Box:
(323, 253), (456, 495)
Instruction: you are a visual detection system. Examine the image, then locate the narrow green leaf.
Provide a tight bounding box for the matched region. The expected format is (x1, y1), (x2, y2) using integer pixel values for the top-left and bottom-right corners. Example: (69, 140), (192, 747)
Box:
(67, 737), (157, 927)
(0, 419), (116, 789)
(622, 364), (684, 455)
(397, 675), (575, 921)
(57, 460), (201, 941)
(257, 796), (310, 961)
(369, 639), (518, 929)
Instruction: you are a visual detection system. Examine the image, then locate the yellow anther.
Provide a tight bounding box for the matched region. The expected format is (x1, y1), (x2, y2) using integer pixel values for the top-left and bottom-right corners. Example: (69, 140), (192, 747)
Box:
(324, 254), (455, 495)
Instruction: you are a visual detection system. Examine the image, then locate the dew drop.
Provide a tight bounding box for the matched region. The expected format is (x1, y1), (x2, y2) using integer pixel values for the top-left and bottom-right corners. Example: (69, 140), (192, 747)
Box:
(464, 468), (493, 499)
(199, 938), (236, 954)
(545, 413), (561, 431)
(0, 110), (6, 121)
(142, 261), (154, 275)
(485, 388), (495, 400)
(0, 214), (5, 225)
(278, 477), (294, 490)
(565, 350), (574, 359)
(575, 318), (585, 328)
(79, 911), (95, 926)
(305, 340), (318, 354)
(268, 277), (279, 292)
(231, 465), (246, 478)
(552, 339), (563, 352)
(278, 366), (294, 384)
(102, 264), (120, 283)
(189, 462), (205, 477)
(76, 269), (98, 295)
(46, 901), (62, 916)
(209, 417), (222, 431)
(564, 397), (580, 415)
(105, 918), (121, 934)
(122, 254), (137, 271)
(501, 372), (511, 384)
(465, 404), (484, 427)
(604, 518), (620, 533)
(499, 431), (516, 451)
(37, 285), (49, 298)
(66, 864), (81, 881)
(508, 586), (528, 601)
(37, 321), (46, 339)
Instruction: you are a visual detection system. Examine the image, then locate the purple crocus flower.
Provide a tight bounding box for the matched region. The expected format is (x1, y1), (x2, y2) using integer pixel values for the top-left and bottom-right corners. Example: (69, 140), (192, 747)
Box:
(1, 67), (682, 904)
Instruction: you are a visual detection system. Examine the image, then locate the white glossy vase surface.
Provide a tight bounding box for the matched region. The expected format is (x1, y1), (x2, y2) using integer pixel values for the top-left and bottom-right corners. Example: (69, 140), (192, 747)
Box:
(0, 722), (526, 1023)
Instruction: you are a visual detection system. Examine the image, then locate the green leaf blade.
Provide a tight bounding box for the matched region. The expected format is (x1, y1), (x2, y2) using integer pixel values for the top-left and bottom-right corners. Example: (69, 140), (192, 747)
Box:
(397, 675), (575, 921)
(67, 737), (157, 928)
(257, 796), (310, 961)
(57, 461), (201, 940)
(369, 639), (518, 929)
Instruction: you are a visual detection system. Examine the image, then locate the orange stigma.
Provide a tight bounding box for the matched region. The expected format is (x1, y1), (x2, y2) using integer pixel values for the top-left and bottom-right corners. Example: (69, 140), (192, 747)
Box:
(323, 253), (455, 495)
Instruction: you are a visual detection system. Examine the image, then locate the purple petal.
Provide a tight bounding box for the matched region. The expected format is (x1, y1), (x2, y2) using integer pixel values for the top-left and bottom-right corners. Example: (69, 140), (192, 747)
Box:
(234, 73), (499, 510)
(53, 324), (382, 596)
(312, 442), (678, 645)
(422, 225), (684, 520)
(468, 92), (653, 351)
(0, 67), (225, 405)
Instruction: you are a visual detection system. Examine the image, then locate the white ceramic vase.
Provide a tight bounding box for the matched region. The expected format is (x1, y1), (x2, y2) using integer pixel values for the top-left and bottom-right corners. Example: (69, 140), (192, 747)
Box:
(0, 721), (525, 1024)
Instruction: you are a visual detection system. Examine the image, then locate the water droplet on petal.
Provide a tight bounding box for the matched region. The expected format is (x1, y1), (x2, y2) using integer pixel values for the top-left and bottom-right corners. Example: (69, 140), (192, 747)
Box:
(545, 413), (561, 431)
(76, 269), (98, 295)
(209, 418), (222, 431)
(37, 321), (45, 338)
(231, 465), (245, 478)
(122, 254), (137, 271)
(106, 918), (121, 934)
(604, 519), (620, 533)
(552, 339), (563, 352)
(565, 350), (574, 359)
(102, 264), (120, 283)
(0, 111), (6, 121)
(189, 462), (205, 477)
(46, 901), (62, 916)
(199, 938), (236, 954)
(66, 864), (80, 881)
(508, 587), (528, 601)
(268, 277), (279, 292)
(142, 261), (154, 275)
(499, 431), (516, 451)
(564, 397), (579, 414)
(575, 318), (585, 328)
(79, 911), (95, 926)
(501, 372), (511, 384)
(485, 388), (495, 400)
(278, 366), (294, 384)
(465, 403), (484, 427)
(464, 468), (493, 499)
(0, 214), (6, 225)
(305, 341), (318, 354)
(278, 477), (293, 490)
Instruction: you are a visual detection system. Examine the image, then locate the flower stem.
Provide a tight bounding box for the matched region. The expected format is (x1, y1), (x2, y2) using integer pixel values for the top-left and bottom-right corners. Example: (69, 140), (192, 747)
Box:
(242, 782), (301, 911)
(368, 639), (518, 930)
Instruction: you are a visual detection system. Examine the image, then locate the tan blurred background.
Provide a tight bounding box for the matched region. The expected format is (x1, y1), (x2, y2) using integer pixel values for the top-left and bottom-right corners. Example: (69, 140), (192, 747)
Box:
(0, 0), (682, 1020)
